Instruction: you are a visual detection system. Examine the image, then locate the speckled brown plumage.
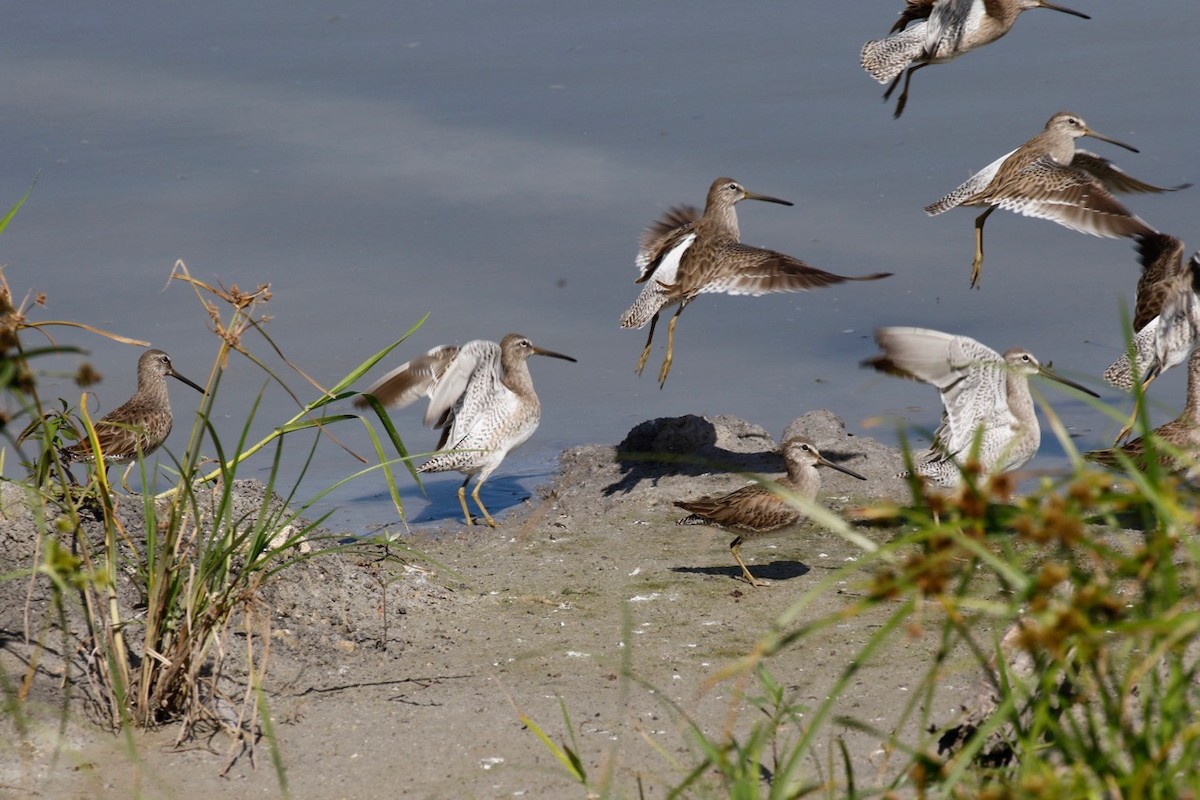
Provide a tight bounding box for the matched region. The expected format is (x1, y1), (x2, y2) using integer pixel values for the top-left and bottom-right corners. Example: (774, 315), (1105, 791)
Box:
(1087, 348), (1200, 475)
(620, 177), (892, 387)
(863, 327), (1097, 487)
(925, 112), (1188, 288)
(862, 0), (1090, 118)
(355, 334), (576, 527)
(62, 349), (204, 476)
(1104, 234), (1200, 387)
(674, 436), (866, 587)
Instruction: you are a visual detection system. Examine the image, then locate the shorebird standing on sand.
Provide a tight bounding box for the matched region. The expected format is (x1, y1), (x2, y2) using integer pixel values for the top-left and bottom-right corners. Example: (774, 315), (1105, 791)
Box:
(61, 349), (205, 488)
(1087, 347), (1200, 477)
(355, 333), (576, 527)
(863, 327), (1097, 487)
(1103, 233), (1200, 444)
(675, 436), (867, 588)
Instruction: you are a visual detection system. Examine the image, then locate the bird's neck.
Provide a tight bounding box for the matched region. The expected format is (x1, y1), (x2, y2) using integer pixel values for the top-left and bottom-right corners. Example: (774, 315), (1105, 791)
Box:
(500, 357), (537, 400)
(784, 464), (819, 499)
(701, 205), (741, 243)
(1031, 130), (1076, 165)
(137, 375), (170, 407)
(1006, 373), (1036, 423)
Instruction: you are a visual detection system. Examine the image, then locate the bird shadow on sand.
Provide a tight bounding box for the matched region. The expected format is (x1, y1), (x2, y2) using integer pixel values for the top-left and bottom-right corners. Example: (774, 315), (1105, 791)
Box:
(604, 414), (781, 496)
(670, 559), (811, 585)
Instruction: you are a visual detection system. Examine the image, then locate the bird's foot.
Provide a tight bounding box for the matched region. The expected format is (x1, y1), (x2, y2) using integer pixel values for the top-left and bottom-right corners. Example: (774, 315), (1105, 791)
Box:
(657, 357), (673, 389)
(740, 568), (770, 588)
(1113, 422), (1135, 447)
(969, 257), (983, 290)
(634, 352), (650, 377)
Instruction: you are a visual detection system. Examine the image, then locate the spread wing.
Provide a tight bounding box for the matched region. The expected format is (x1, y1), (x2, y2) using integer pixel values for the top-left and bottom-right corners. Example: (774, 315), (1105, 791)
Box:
(690, 244), (891, 297)
(1071, 151), (1191, 195)
(636, 205), (700, 284)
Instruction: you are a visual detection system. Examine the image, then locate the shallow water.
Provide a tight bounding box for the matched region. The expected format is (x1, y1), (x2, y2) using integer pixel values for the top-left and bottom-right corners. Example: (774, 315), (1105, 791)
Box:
(5, 1), (1198, 531)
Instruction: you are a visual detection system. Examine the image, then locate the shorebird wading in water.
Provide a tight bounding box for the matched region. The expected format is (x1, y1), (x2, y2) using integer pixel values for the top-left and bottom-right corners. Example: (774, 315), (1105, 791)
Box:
(355, 333), (576, 527)
(620, 177), (892, 387)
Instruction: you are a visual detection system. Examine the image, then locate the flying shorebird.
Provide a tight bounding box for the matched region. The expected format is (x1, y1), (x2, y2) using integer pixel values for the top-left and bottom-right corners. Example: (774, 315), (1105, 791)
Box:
(1087, 347), (1200, 477)
(619, 177), (892, 387)
(674, 436), (867, 588)
(925, 111), (1188, 288)
(354, 333), (576, 527)
(1103, 233), (1200, 443)
(862, 327), (1098, 487)
(861, 0), (1090, 119)
(61, 349), (205, 486)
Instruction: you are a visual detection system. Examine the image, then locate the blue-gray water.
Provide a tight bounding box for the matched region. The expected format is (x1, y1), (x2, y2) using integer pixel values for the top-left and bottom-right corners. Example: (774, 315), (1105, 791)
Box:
(4, 2), (1198, 531)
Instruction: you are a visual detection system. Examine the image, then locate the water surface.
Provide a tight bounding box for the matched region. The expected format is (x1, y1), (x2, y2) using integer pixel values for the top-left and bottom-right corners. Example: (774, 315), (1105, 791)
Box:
(4, 2), (1198, 530)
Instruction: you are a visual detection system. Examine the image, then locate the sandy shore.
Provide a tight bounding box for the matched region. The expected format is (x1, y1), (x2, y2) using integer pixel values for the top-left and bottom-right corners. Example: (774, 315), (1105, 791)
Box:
(3, 410), (1002, 798)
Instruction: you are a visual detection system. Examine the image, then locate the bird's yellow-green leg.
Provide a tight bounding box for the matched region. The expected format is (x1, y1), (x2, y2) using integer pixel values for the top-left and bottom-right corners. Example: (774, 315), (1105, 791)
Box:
(457, 477), (475, 526)
(635, 313), (659, 376)
(1115, 374), (1160, 445)
(731, 537), (769, 588)
(472, 480), (497, 528)
(658, 304), (686, 388)
(970, 206), (996, 289)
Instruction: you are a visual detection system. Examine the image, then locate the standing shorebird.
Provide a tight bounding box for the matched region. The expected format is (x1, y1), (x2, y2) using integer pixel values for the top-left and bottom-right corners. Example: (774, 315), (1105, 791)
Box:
(862, 327), (1097, 487)
(861, 0), (1090, 119)
(1087, 347), (1200, 476)
(1103, 233), (1200, 443)
(61, 349), (205, 485)
(925, 111), (1187, 288)
(674, 436), (867, 587)
(354, 333), (576, 527)
(619, 177), (892, 387)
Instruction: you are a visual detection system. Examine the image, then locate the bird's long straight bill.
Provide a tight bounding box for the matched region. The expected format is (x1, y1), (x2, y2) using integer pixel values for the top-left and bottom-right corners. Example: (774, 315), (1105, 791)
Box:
(816, 455), (868, 481)
(532, 347), (577, 363)
(742, 190), (794, 207)
(1039, 0), (1090, 20)
(1087, 128), (1139, 154)
(1038, 366), (1099, 398)
(171, 371), (206, 394)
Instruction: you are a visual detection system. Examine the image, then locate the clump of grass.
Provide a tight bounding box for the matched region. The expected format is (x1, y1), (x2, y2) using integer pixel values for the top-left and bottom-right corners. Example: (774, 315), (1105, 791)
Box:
(525, 392), (1200, 797)
(2, 204), (426, 783)
(706, 401), (1200, 796)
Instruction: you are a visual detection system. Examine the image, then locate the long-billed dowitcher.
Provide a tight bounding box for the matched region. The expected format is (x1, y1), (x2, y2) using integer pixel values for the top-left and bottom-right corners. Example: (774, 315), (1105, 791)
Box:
(61, 349), (205, 484)
(1102, 233), (1200, 443)
(354, 333), (576, 527)
(1087, 347), (1200, 476)
(861, 0), (1089, 119)
(862, 327), (1097, 487)
(925, 111), (1188, 288)
(620, 177), (892, 387)
(674, 436), (866, 587)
